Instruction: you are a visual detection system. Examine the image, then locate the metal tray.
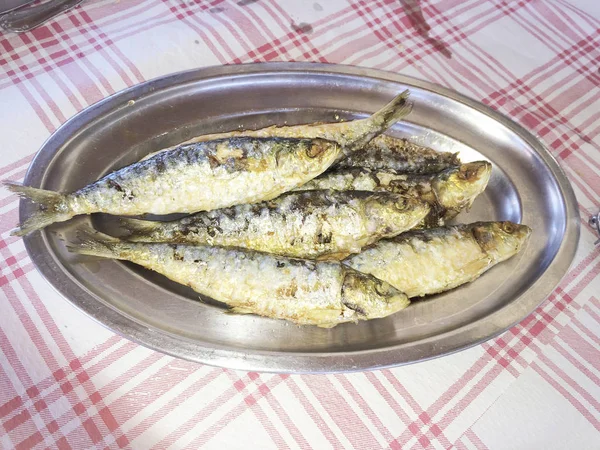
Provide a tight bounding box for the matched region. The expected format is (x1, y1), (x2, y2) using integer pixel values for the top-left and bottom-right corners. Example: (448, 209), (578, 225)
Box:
(20, 63), (580, 373)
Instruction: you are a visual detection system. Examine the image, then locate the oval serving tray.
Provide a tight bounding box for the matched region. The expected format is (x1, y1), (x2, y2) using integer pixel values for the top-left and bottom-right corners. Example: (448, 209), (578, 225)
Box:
(20, 63), (579, 373)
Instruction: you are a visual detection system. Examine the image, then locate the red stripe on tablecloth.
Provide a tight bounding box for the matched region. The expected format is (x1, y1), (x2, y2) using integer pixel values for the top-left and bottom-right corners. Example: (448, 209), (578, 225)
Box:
(284, 377), (344, 448)
(58, 15), (132, 89)
(539, 350), (600, 416)
(397, 251), (598, 445)
(222, 371), (288, 449)
(0, 328), (69, 446)
(11, 77), (57, 133)
(532, 361), (600, 431)
(0, 301), (127, 448)
(0, 336), (122, 423)
(263, 0), (328, 63)
(258, 381), (311, 449)
(73, 8), (144, 85)
(122, 366), (223, 444)
(13, 274), (125, 439)
(300, 375), (382, 448)
(363, 371), (413, 429)
(554, 330), (600, 386)
(555, 0), (600, 28)
(584, 300), (600, 327)
(151, 369), (246, 447)
(0, 155), (32, 177)
(233, 4), (357, 64)
(572, 313), (600, 349)
(381, 369), (453, 448)
(18, 33), (84, 112)
(163, 0), (231, 64)
(465, 428), (489, 449)
(169, 375), (288, 449)
(333, 374), (396, 443)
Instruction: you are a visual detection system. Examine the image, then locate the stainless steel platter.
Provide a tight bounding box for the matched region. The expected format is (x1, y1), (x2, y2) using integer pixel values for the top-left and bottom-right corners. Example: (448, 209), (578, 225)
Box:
(20, 63), (579, 373)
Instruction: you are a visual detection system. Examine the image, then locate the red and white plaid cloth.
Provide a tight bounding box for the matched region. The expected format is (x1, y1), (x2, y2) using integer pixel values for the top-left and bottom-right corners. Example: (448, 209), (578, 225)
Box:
(1, 0), (599, 448)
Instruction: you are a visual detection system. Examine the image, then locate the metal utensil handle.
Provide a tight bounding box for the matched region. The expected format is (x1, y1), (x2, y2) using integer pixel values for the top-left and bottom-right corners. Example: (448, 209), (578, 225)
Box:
(0, 0), (84, 33)
(0, 0), (37, 16)
(591, 211), (600, 245)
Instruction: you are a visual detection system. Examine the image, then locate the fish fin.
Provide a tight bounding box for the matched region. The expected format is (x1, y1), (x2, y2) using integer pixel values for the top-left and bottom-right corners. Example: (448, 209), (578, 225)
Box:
(226, 306), (254, 315)
(348, 90), (413, 150)
(460, 257), (491, 277)
(373, 89), (413, 128)
(65, 229), (121, 259)
(316, 322), (338, 329)
(119, 217), (160, 241)
(5, 182), (72, 236)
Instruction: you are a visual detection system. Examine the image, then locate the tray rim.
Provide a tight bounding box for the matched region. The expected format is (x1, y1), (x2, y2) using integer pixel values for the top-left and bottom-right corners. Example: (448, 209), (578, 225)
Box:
(20, 62), (580, 373)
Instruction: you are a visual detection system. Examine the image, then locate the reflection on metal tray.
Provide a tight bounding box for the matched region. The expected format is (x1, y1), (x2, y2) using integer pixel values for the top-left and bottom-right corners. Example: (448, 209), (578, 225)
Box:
(20, 63), (579, 373)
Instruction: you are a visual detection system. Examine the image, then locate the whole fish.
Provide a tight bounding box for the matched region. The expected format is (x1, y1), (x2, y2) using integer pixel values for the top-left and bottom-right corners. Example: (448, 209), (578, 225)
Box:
(140, 90), (412, 161)
(119, 190), (430, 260)
(344, 221), (531, 298)
(296, 161), (492, 226)
(7, 137), (341, 236)
(68, 232), (410, 327)
(334, 134), (461, 173)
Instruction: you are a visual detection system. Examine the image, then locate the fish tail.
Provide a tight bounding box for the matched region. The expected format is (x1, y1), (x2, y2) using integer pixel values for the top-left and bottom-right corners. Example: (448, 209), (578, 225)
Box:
(5, 182), (72, 236)
(371, 89), (412, 129)
(119, 217), (161, 241)
(347, 90), (412, 151)
(66, 229), (122, 259)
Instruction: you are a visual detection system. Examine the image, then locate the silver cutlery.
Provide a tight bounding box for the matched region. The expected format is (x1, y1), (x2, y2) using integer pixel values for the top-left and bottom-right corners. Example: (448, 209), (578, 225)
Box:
(0, 0), (84, 32)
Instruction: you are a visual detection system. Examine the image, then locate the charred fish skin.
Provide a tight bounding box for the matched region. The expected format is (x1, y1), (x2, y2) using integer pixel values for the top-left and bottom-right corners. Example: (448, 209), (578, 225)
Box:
(120, 190), (430, 260)
(7, 137), (340, 236)
(139, 90), (413, 161)
(344, 221), (531, 298)
(296, 161), (492, 226)
(67, 233), (410, 327)
(334, 134), (461, 174)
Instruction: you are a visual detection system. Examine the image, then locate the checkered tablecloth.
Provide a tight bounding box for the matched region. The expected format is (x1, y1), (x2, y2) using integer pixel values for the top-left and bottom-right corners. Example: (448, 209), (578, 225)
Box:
(1, 0), (599, 448)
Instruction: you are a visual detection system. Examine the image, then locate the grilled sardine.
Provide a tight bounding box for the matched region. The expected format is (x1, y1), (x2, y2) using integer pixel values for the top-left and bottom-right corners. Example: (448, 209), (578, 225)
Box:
(119, 190), (430, 260)
(296, 162), (492, 226)
(68, 232), (410, 327)
(140, 91), (412, 161)
(335, 134), (461, 173)
(344, 222), (531, 297)
(8, 137), (342, 236)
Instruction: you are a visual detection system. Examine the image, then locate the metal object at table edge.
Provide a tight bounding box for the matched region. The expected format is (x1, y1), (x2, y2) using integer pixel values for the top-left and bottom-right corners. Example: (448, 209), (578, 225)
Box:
(19, 63), (581, 373)
(0, 0), (84, 33)
(591, 211), (600, 245)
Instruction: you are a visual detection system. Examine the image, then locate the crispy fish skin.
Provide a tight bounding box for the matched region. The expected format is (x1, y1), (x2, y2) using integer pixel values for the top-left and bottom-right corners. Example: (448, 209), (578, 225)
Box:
(344, 221), (531, 298)
(139, 91), (412, 161)
(119, 190), (430, 260)
(334, 134), (461, 174)
(7, 137), (340, 236)
(296, 161), (492, 226)
(68, 233), (410, 327)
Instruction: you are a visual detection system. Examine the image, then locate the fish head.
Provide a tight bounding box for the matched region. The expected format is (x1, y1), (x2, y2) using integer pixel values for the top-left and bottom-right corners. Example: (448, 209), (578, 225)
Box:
(472, 221), (532, 262)
(435, 161), (492, 213)
(364, 194), (430, 234)
(341, 269), (410, 320)
(279, 138), (341, 172)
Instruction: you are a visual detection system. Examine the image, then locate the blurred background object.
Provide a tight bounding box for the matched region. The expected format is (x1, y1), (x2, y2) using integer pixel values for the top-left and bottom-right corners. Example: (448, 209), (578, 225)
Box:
(0, 0), (83, 32)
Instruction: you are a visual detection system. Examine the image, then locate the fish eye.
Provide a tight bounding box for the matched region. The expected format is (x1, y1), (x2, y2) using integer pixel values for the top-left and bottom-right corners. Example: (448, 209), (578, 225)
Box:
(375, 282), (392, 296)
(394, 199), (408, 210)
(502, 222), (515, 234)
(306, 142), (326, 158)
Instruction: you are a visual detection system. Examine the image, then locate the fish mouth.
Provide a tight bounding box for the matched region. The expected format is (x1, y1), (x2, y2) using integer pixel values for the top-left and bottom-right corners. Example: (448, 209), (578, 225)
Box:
(454, 161), (492, 208)
(458, 161), (492, 184)
(503, 222), (532, 246)
(306, 139), (336, 158)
